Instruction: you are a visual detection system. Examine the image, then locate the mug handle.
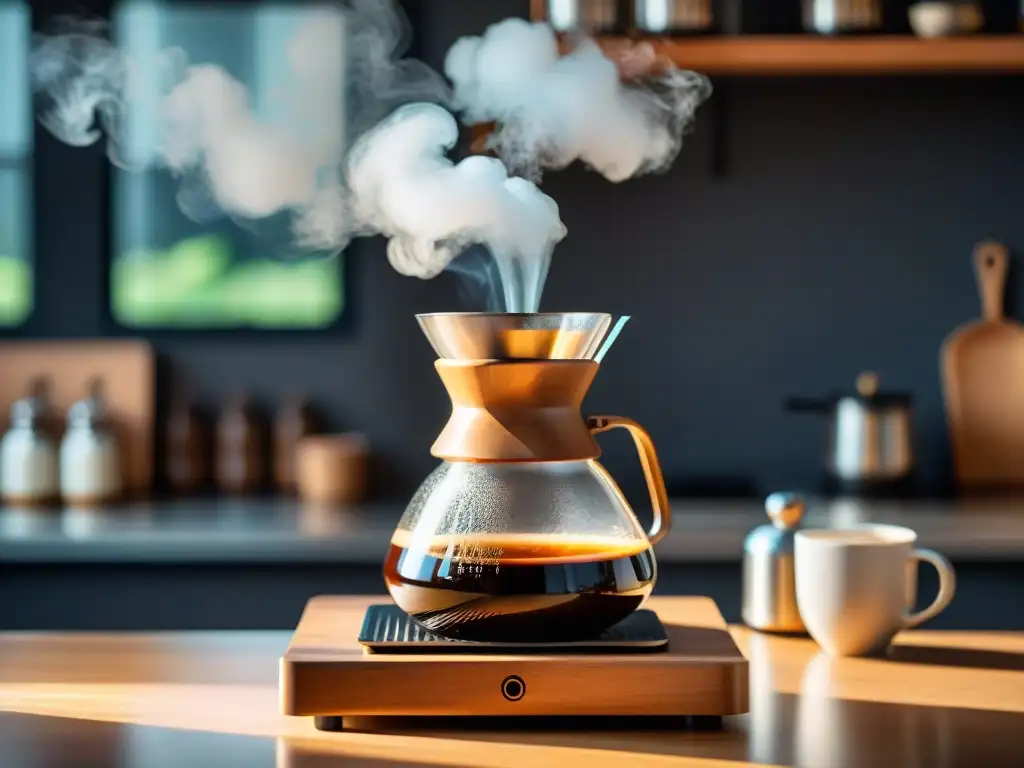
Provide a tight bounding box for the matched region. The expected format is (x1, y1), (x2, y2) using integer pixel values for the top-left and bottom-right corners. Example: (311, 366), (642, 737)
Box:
(903, 548), (957, 629)
(587, 415), (671, 545)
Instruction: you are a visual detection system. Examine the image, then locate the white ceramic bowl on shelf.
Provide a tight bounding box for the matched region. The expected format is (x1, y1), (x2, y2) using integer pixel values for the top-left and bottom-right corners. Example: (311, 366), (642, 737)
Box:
(909, 2), (983, 38)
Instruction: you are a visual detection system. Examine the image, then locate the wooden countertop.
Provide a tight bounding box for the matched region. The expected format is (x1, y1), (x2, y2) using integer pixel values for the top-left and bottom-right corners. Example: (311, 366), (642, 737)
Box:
(1, 597), (1023, 767)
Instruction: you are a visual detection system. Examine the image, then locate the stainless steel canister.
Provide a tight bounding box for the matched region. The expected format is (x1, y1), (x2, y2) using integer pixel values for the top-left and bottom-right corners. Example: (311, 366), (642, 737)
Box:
(803, 0), (882, 34)
(742, 492), (807, 633)
(547, 0), (620, 32)
(785, 372), (915, 496)
(634, 0), (714, 32)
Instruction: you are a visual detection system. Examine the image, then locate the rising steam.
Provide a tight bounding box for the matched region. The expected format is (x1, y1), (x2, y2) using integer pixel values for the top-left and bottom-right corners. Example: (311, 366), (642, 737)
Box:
(29, 3), (708, 313)
(30, 3), (448, 254)
(347, 103), (565, 313)
(32, 13), (343, 236)
(445, 19), (712, 182)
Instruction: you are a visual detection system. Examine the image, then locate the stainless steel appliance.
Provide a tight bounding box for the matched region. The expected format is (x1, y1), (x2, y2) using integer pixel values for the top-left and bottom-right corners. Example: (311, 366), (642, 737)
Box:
(786, 372), (915, 497)
(803, 0), (883, 34)
(546, 0), (621, 33)
(742, 492), (807, 634)
(634, 0), (715, 33)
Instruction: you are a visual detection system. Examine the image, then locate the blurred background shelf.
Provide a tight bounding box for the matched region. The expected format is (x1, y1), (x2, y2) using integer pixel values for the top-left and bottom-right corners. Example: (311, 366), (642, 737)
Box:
(3, 497), (1024, 630)
(594, 35), (1024, 76)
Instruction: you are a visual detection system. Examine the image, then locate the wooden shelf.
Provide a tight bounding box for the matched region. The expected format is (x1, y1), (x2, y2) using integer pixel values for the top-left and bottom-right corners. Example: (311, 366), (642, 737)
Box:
(591, 35), (1024, 76)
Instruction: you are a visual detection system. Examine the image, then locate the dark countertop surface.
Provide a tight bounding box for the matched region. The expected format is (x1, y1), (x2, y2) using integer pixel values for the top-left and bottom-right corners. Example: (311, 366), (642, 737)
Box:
(2, 497), (1024, 564)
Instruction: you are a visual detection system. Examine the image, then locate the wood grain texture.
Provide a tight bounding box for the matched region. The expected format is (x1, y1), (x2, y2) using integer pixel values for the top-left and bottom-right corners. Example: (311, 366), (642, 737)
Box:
(941, 242), (1024, 489)
(580, 36), (1024, 76)
(431, 360), (601, 461)
(281, 596), (748, 717)
(2, 597), (1024, 767)
(0, 341), (154, 495)
(621, 36), (1024, 75)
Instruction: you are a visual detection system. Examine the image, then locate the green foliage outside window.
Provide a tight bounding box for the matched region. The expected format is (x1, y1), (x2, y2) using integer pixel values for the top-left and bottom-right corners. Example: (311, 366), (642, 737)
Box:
(0, 253), (30, 325)
(111, 235), (343, 329)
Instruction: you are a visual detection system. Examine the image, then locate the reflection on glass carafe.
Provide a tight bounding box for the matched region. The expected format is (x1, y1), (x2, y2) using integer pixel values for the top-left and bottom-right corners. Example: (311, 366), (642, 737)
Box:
(386, 461), (659, 642)
(384, 313), (671, 642)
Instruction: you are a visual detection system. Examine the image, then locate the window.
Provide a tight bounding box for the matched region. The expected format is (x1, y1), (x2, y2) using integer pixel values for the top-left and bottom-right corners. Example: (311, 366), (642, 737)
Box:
(111, 1), (344, 330)
(0, 1), (32, 327)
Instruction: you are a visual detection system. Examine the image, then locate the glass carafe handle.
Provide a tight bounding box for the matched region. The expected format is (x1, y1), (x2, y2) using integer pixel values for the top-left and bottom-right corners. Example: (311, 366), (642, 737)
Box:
(587, 415), (671, 546)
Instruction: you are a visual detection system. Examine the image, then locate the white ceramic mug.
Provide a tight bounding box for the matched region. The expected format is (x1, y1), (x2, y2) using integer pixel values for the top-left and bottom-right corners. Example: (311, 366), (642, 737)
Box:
(795, 524), (956, 657)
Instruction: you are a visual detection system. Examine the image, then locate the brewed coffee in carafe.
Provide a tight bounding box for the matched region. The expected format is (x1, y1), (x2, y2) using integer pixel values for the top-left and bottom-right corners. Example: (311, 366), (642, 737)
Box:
(385, 313), (671, 642)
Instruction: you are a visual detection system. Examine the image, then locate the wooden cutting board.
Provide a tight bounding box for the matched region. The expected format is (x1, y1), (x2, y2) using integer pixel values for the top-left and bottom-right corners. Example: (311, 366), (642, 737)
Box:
(941, 241), (1024, 489)
(0, 340), (155, 497)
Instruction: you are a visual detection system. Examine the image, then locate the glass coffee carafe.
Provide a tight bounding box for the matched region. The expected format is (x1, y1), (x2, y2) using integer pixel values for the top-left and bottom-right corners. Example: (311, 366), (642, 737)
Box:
(384, 313), (671, 642)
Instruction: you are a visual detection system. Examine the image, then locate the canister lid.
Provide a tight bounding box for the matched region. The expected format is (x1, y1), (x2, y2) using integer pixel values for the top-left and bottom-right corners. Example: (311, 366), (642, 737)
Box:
(743, 492), (807, 556)
(67, 378), (108, 430)
(787, 372), (911, 412)
(9, 398), (40, 428)
(9, 377), (53, 430)
(765, 491), (806, 530)
(845, 371), (912, 408)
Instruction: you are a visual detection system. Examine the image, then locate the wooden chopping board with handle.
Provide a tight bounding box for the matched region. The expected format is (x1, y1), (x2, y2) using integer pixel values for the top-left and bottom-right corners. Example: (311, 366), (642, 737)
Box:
(941, 241), (1024, 489)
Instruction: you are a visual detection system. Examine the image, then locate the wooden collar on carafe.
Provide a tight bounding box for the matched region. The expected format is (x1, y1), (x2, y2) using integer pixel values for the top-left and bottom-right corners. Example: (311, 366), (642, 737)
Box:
(430, 359), (602, 462)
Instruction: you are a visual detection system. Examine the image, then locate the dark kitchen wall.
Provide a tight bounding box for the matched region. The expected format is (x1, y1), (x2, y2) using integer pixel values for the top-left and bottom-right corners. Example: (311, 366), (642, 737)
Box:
(16, 0), (1024, 500)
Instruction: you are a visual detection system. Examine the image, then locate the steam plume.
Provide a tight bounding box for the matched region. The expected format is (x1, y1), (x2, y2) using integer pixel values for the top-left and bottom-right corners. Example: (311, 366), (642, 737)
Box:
(30, 3), (450, 255)
(32, 12), (341, 245)
(445, 19), (712, 182)
(348, 103), (564, 311)
(29, 4), (708, 314)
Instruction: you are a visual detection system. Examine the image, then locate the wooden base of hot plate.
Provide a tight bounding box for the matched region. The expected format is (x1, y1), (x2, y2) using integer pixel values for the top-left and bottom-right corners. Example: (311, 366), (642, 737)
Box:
(280, 596), (749, 730)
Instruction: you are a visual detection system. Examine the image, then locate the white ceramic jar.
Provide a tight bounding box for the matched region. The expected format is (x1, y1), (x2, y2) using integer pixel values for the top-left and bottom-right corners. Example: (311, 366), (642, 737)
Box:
(0, 398), (59, 505)
(60, 382), (122, 506)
